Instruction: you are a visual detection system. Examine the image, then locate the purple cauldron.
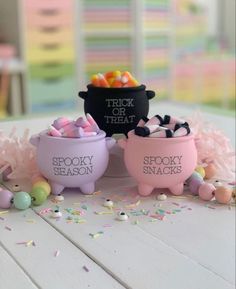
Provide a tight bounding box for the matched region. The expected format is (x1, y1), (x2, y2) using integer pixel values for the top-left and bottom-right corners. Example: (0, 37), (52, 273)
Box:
(30, 131), (115, 195)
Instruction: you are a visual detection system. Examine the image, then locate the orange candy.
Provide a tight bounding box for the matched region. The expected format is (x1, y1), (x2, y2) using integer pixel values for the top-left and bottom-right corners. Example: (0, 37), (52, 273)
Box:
(90, 71), (139, 88)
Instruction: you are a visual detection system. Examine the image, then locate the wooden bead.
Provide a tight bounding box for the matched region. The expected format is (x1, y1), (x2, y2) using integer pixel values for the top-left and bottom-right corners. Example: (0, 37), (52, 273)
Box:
(32, 181), (51, 196)
(195, 166), (205, 178)
(204, 163), (217, 179)
(214, 186), (233, 204)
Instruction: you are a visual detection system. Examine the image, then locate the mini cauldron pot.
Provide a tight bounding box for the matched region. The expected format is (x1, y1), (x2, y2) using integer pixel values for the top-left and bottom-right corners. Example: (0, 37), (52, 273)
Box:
(30, 131), (115, 195)
(78, 85), (155, 136)
(118, 131), (197, 196)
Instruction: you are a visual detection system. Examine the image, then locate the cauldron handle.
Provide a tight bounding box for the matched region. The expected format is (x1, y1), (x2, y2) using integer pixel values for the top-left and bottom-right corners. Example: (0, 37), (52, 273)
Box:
(146, 90), (155, 100)
(105, 137), (116, 150)
(78, 91), (88, 100)
(30, 134), (40, 147)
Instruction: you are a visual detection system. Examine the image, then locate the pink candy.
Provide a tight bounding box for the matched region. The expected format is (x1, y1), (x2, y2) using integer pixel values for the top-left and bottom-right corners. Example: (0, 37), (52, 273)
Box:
(48, 114), (100, 139)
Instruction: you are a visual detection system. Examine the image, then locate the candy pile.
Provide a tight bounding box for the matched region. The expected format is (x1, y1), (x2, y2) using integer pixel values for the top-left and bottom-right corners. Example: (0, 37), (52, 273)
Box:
(48, 114), (100, 138)
(91, 71), (139, 88)
(135, 115), (191, 138)
(186, 166), (234, 204)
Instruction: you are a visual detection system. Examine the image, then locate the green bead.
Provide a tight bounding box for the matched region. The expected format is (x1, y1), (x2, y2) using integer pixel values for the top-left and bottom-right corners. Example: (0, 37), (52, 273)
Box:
(30, 187), (47, 206)
(13, 192), (31, 210)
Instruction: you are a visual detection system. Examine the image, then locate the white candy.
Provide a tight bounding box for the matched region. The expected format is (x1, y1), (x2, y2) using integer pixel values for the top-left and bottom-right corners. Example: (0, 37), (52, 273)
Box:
(214, 180), (223, 187)
(157, 193), (167, 201)
(12, 184), (21, 192)
(54, 194), (64, 202)
(103, 199), (114, 208)
(117, 211), (128, 221)
(51, 210), (62, 218)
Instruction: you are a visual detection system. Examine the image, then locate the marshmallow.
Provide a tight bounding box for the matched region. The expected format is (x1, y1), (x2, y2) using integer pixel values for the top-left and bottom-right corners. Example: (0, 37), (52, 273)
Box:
(173, 126), (190, 137)
(75, 117), (90, 128)
(48, 125), (62, 137)
(135, 125), (160, 137)
(149, 129), (173, 138)
(145, 115), (163, 126)
(163, 115), (185, 125)
(52, 117), (71, 130)
(137, 116), (149, 127)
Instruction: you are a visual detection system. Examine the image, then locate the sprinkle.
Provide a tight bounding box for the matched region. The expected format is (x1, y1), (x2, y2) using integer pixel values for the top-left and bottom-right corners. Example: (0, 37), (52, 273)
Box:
(95, 211), (113, 215)
(187, 208), (192, 210)
(75, 219), (86, 224)
(83, 265), (89, 272)
(172, 202), (180, 206)
(206, 205), (216, 210)
(150, 214), (165, 221)
(103, 224), (112, 228)
(26, 240), (34, 247)
(26, 219), (36, 223)
(54, 250), (60, 257)
(39, 208), (52, 215)
(0, 210), (9, 215)
(126, 200), (141, 209)
(149, 219), (157, 222)
(5, 226), (12, 231)
(16, 241), (28, 245)
(89, 231), (104, 239)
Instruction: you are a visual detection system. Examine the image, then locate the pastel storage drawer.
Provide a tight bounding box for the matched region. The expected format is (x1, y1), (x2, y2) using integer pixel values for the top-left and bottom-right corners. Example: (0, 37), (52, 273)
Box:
(29, 63), (75, 79)
(28, 76), (77, 113)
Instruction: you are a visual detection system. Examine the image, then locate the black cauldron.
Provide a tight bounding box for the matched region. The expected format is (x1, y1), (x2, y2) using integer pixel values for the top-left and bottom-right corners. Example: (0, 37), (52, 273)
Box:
(78, 85), (155, 136)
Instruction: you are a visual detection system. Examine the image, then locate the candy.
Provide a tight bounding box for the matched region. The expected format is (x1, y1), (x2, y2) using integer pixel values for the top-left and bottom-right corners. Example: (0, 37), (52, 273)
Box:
(149, 129), (173, 138)
(195, 166), (205, 178)
(61, 126), (84, 138)
(103, 199), (114, 208)
(157, 193), (167, 201)
(137, 116), (149, 127)
(163, 115), (185, 125)
(214, 186), (233, 204)
(75, 117), (90, 128)
(52, 117), (71, 130)
(30, 187), (47, 206)
(13, 191), (31, 210)
(135, 125), (160, 137)
(51, 209), (62, 218)
(117, 211), (128, 221)
(145, 115), (163, 126)
(204, 163), (217, 179)
(48, 125), (62, 137)
(97, 73), (109, 88)
(0, 189), (13, 209)
(198, 183), (216, 201)
(110, 76), (123, 88)
(173, 126), (191, 137)
(91, 74), (100, 87)
(32, 181), (51, 196)
(86, 113), (100, 132)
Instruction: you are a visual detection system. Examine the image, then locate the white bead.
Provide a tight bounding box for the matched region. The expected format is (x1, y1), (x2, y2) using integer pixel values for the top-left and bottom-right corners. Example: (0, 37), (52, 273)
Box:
(51, 210), (62, 218)
(213, 180), (223, 187)
(12, 184), (21, 192)
(54, 195), (64, 202)
(157, 193), (167, 201)
(103, 199), (114, 208)
(117, 211), (128, 221)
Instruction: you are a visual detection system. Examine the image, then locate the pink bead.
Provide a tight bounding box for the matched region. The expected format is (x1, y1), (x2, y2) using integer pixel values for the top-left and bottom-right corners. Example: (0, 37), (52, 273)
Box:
(198, 183), (216, 201)
(0, 189), (13, 209)
(214, 186), (233, 204)
(52, 117), (71, 130)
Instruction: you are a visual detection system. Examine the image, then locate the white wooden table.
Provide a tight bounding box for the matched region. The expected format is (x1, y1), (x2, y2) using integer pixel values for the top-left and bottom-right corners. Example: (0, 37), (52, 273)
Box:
(0, 102), (235, 289)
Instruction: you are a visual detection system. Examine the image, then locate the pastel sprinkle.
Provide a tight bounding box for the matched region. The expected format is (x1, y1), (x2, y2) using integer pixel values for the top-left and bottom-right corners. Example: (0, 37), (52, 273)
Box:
(0, 210), (9, 215)
(83, 265), (89, 272)
(54, 250), (60, 257)
(81, 205), (88, 210)
(89, 231), (104, 239)
(172, 202), (180, 206)
(95, 211), (113, 215)
(126, 200), (141, 209)
(5, 226), (12, 231)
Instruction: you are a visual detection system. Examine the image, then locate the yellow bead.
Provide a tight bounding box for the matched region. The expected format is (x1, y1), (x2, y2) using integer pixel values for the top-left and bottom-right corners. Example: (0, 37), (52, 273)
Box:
(32, 181), (51, 196)
(195, 166), (205, 178)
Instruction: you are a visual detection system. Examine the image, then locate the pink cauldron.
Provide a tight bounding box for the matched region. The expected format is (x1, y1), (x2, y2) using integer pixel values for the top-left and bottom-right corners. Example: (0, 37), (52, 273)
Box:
(118, 130), (197, 196)
(30, 131), (115, 195)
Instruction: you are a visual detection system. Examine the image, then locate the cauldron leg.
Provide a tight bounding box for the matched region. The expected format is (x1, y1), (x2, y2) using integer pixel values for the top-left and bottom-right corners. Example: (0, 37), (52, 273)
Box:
(138, 183), (154, 196)
(169, 183), (184, 196)
(50, 182), (64, 195)
(80, 182), (95, 195)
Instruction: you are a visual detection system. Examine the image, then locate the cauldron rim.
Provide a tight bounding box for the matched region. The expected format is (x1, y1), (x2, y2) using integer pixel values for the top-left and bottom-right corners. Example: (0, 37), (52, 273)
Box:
(86, 84), (146, 92)
(39, 130), (107, 143)
(127, 130), (195, 143)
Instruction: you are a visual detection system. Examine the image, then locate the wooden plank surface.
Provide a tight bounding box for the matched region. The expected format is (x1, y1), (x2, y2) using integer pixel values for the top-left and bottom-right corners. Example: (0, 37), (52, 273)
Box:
(0, 245), (38, 289)
(5, 177), (234, 289)
(0, 188), (125, 289)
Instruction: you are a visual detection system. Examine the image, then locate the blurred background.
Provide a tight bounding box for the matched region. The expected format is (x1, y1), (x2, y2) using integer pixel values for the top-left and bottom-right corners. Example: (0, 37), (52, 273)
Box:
(0, 0), (235, 120)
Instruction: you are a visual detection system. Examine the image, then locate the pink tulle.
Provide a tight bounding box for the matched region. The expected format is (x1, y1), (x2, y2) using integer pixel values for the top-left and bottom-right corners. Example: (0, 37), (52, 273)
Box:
(0, 128), (39, 180)
(186, 112), (235, 180)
